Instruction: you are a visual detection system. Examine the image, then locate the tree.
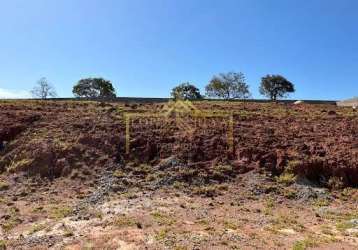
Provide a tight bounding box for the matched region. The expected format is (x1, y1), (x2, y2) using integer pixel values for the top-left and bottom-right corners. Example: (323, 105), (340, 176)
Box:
(205, 72), (251, 100)
(171, 82), (202, 100)
(31, 77), (57, 99)
(72, 78), (116, 98)
(259, 75), (295, 100)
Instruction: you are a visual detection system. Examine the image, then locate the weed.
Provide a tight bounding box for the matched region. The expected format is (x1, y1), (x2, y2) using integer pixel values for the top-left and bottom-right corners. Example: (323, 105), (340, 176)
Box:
(32, 206), (44, 213)
(327, 176), (344, 189)
(146, 173), (157, 182)
(223, 220), (238, 230)
(197, 219), (209, 226)
(286, 160), (301, 173)
(29, 223), (47, 234)
(155, 228), (170, 241)
(50, 206), (73, 219)
(264, 197), (275, 215)
(336, 221), (356, 232)
(113, 170), (125, 178)
(1, 207), (22, 232)
(275, 172), (296, 186)
(283, 189), (297, 199)
(88, 209), (104, 220)
(174, 245), (187, 250)
(193, 184), (227, 197)
(151, 211), (176, 226)
(218, 183), (229, 191)
(313, 198), (330, 207)
(63, 225), (74, 237)
(81, 243), (95, 250)
(292, 236), (320, 250)
(341, 188), (354, 197)
(112, 214), (137, 228)
(172, 181), (184, 189)
(270, 212), (305, 233)
(7, 158), (33, 173)
(193, 186), (217, 197)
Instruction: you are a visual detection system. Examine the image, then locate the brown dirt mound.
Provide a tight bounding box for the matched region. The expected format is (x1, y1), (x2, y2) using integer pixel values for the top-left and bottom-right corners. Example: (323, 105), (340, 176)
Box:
(0, 100), (357, 188)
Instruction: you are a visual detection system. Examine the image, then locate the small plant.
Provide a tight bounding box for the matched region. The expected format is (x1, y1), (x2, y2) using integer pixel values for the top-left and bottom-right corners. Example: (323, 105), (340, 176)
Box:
(286, 160), (301, 173)
(264, 197), (275, 215)
(63, 225), (74, 237)
(112, 214), (137, 228)
(327, 176), (345, 189)
(151, 211), (176, 226)
(7, 158), (33, 173)
(275, 172), (296, 186)
(29, 223), (47, 235)
(313, 198), (330, 207)
(270, 212), (305, 233)
(341, 188), (353, 197)
(32, 206), (44, 213)
(88, 209), (104, 220)
(172, 181), (184, 189)
(292, 236), (320, 250)
(320, 225), (335, 236)
(81, 243), (95, 250)
(113, 170), (125, 178)
(283, 189), (297, 199)
(336, 221), (356, 232)
(223, 220), (238, 230)
(193, 185), (218, 197)
(50, 206), (73, 219)
(1, 207), (22, 232)
(155, 228), (170, 241)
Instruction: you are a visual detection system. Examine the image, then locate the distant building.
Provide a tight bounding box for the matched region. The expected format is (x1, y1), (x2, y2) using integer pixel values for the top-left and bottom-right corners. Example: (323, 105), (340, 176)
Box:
(336, 97), (358, 107)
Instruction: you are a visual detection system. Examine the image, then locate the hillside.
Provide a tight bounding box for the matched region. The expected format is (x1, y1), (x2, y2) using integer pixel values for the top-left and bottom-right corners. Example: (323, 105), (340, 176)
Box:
(0, 100), (357, 249)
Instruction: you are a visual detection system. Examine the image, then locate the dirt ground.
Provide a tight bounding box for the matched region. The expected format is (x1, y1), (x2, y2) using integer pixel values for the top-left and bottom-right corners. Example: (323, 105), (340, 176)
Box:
(0, 100), (357, 249)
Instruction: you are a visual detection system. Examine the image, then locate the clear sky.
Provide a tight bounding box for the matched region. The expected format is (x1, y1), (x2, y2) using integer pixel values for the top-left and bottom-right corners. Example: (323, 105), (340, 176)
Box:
(0, 0), (357, 100)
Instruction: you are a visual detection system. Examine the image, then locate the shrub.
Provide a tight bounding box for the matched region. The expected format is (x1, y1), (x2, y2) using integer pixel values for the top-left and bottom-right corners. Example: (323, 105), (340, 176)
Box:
(275, 172), (296, 186)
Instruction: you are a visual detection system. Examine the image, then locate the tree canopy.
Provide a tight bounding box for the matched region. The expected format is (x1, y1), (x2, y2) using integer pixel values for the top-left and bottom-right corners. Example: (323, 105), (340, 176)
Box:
(259, 75), (295, 100)
(171, 82), (202, 100)
(205, 72), (251, 100)
(72, 78), (116, 98)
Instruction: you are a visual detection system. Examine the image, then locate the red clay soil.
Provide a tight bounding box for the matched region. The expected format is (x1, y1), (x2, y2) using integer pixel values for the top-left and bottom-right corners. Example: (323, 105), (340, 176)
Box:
(0, 100), (357, 187)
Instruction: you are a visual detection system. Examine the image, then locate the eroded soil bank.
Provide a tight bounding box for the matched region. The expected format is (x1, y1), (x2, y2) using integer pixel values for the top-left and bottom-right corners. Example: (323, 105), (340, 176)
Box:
(0, 100), (357, 249)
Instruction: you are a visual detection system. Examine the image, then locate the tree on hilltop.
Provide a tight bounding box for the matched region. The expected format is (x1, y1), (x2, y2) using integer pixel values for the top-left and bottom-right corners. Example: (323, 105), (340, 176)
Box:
(72, 78), (116, 98)
(259, 75), (295, 100)
(171, 82), (202, 100)
(205, 72), (251, 100)
(31, 77), (57, 99)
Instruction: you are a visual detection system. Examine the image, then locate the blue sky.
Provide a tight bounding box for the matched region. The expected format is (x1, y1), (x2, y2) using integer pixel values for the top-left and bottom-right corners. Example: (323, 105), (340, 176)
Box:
(0, 0), (357, 99)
